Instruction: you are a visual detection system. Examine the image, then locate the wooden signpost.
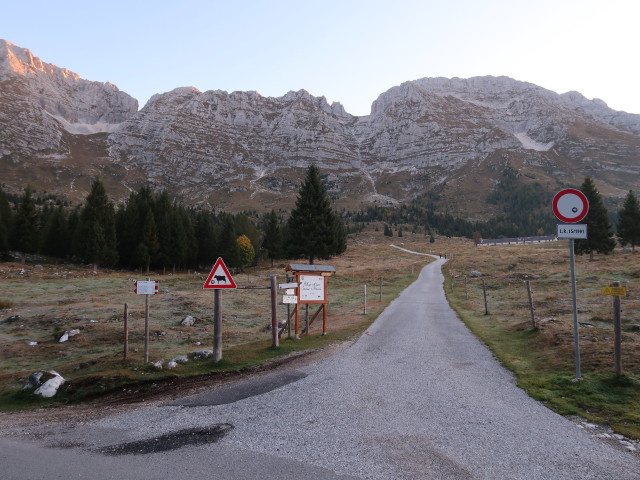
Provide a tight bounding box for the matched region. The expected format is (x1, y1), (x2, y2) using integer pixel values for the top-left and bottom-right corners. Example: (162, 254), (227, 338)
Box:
(203, 258), (237, 362)
(285, 264), (335, 338)
(134, 279), (158, 363)
(603, 281), (626, 376)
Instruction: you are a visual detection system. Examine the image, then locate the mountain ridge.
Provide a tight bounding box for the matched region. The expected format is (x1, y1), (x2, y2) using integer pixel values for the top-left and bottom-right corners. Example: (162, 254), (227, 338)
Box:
(1, 40), (639, 219)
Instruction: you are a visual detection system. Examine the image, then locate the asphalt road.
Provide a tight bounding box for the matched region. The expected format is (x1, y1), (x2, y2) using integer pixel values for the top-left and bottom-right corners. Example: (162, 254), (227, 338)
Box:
(2, 255), (640, 479)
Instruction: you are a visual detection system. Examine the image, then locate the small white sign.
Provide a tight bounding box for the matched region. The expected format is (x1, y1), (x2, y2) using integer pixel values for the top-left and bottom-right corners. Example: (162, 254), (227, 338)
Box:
(300, 275), (325, 302)
(283, 295), (298, 304)
(285, 288), (296, 295)
(135, 280), (158, 295)
(278, 282), (299, 289)
(557, 224), (588, 239)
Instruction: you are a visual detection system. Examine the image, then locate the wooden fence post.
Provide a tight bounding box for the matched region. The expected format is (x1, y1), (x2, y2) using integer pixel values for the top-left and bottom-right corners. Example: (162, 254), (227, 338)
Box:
(525, 280), (536, 328)
(123, 303), (129, 360)
(270, 275), (279, 348)
(612, 280), (622, 376)
(482, 279), (489, 315)
(363, 284), (367, 314)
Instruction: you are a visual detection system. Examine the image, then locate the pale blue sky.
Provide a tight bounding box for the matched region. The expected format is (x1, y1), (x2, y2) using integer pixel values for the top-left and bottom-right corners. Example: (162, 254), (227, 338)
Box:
(3, 0), (639, 116)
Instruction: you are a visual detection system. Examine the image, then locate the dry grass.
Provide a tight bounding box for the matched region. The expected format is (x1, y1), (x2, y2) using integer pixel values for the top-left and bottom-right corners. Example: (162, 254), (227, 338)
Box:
(444, 239), (640, 437)
(0, 227), (435, 399)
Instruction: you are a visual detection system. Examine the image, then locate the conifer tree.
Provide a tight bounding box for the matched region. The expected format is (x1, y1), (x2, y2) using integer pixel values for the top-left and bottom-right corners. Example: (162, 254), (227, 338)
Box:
(138, 210), (160, 273)
(194, 210), (218, 269)
(286, 164), (347, 264)
(574, 177), (615, 259)
(41, 205), (71, 259)
(262, 210), (283, 266)
(0, 187), (12, 260)
(12, 186), (39, 263)
(617, 190), (640, 252)
(218, 214), (240, 268)
(74, 179), (118, 271)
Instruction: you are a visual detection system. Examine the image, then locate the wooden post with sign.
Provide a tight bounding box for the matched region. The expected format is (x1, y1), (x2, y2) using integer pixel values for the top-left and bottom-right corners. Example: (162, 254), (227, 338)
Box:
(285, 264), (335, 337)
(203, 257), (237, 363)
(134, 278), (158, 363)
(601, 281), (627, 376)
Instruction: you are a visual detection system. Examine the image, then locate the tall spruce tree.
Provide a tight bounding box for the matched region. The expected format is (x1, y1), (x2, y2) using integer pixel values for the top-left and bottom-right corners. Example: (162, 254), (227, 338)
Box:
(12, 186), (39, 263)
(262, 210), (283, 266)
(286, 164), (347, 264)
(74, 178), (118, 271)
(41, 205), (71, 259)
(0, 187), (12, 260)
(617, 190), (640, 252)
(574, 177), (615, 259)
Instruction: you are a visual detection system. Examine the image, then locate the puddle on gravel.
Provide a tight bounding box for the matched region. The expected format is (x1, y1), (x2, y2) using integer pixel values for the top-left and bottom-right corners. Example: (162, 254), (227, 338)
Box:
(97, 424), (233, 455)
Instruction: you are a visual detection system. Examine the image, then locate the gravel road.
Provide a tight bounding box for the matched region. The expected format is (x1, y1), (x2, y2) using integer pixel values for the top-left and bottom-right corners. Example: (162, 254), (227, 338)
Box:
(5, 255), (640, 479)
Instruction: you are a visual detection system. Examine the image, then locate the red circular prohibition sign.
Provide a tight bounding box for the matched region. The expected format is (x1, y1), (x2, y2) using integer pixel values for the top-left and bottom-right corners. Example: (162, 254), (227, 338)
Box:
(552, 189), (589, 223)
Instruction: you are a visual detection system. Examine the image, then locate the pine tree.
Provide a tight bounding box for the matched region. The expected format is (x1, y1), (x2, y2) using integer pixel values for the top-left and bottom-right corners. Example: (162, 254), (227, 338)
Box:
(617, 190), (640, 252)
(138, 210), (160, 273)
(41, 205), (71, 259)
(0, 187), (12, 260)
(262, 210), (283, 266)
(574, 177), (615, 259)
(194, 210), (218, 269)
(218, 214), (240, 268)
(12, 186), (39, 263)
(74, 179), (118, 271)
(286, 164), (347, 264)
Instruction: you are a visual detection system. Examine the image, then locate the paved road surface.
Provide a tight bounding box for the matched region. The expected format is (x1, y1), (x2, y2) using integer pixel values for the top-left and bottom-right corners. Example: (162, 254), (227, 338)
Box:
(2, 256), (639, 479)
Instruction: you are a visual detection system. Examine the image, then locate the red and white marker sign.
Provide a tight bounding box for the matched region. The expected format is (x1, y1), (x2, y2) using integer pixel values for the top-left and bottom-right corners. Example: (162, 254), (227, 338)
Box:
(552, 189), (589, 223)
(203, 257), (237, 289)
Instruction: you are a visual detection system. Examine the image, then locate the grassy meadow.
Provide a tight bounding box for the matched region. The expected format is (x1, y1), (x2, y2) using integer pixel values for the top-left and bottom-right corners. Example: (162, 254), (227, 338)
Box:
(0, 228), (433, 407)
(444, 238), (640, 438)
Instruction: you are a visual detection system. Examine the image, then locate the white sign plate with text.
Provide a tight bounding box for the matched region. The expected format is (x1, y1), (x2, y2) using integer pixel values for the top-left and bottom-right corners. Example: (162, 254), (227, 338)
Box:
(299, 275), (325, 302)
(557, 224), (588, 239)
(282, 295), (298, 304)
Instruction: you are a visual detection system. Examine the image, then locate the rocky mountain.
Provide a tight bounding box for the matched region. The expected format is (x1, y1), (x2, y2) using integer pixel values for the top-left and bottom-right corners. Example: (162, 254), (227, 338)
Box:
(1, 39), (639, 218)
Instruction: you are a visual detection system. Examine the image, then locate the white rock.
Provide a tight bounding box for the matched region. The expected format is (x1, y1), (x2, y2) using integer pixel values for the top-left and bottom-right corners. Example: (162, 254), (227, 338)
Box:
(59, 331), (69, 343)
(34, 372), (65, 398)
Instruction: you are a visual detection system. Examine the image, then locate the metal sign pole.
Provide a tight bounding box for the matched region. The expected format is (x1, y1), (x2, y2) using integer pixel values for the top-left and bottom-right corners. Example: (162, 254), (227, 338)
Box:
(569, 239), (582, 381)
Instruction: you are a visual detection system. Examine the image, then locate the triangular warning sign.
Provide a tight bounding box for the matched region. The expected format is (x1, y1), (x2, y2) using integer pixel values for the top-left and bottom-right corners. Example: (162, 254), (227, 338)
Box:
(203, 257), (237, 289)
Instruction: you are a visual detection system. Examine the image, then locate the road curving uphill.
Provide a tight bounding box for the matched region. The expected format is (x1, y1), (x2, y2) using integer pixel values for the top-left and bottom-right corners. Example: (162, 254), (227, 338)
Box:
(3, 256), (640, 479)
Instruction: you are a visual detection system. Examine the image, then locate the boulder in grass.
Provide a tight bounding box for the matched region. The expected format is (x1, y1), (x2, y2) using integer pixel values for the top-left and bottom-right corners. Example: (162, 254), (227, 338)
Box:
(22, 372), (44, 391)
(193, 350), (213, 360)
(167, 361), (178, 369)
(180, 315), (196, 327)
(172, 355), (189, 364)
(33, 371), (65, 398)
(469, 270), (482, 278)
